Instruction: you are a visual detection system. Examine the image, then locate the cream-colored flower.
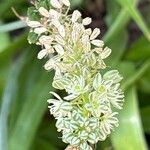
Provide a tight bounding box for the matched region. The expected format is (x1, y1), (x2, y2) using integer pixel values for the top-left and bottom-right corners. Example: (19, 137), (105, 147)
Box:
(26, 0), (124, 149)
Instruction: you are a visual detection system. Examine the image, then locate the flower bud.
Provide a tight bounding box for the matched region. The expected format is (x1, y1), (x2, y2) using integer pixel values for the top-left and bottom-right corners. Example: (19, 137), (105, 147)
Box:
(91, 39), (104, 47)
(90, 28), (101, 40)
(54, 44), (64, 55)
(39, 7), (49, 18)
(27, 21), (41, 28)
(71, 10), (81, 23)
(82, 17), (92, 26)
(37, 49), (47, 59)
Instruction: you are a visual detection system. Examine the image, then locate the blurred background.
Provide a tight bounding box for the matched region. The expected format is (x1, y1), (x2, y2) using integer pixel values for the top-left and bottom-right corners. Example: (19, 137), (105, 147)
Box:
(0, 0), (150, 150)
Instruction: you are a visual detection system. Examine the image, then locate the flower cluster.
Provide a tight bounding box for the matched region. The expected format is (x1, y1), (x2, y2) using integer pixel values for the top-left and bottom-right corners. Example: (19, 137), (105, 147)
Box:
(26, 0), (124, 149)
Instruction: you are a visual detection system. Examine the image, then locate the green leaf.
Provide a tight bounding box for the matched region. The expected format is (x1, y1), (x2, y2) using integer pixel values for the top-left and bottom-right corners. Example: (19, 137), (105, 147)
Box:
(35, 119), (66, 149)
(116, 0), (150, 41)
(0, 52), (28, 150)
(27, 7), (40, 21)
(125, 36), (150, 61)
(104, 0), (138, 63)
(0, 33), (28, 64)
(28, 32), (39, 44)
(0, 32), (10, 52)
(122, 60), (150, 90)
(141, 107), (150, 133)
(71, 0), (83, 8)
(31, 138), (58, 150)
(9, 71), (54, 150)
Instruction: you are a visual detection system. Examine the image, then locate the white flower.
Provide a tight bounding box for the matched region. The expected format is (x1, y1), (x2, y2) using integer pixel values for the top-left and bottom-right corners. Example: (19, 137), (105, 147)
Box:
(47, 92), (72, 117)
(71, 10), (82, 23)
(100, 112), (119, 135)
(93, 72), (124, 109)
(85, 92), (110, 117)
(64, 76), (89, 100)
(39, 7), (49, 18)
(26, 0), (124, 148)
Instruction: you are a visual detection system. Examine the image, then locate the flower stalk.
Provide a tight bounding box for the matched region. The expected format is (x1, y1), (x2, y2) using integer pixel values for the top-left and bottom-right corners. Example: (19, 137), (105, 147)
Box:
(25, 0), (124, 149)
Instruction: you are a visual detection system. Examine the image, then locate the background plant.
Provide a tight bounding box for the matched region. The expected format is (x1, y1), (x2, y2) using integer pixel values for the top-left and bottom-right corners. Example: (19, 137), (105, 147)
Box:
(0, 0), (150, 150)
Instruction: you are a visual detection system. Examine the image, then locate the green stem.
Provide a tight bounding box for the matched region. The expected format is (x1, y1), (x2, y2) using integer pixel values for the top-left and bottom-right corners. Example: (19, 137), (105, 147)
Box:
(0, 21), (26, 32)
(115, 0), (150, 41)
(122, 60), (150, 90)
(103, 0), (138, 44)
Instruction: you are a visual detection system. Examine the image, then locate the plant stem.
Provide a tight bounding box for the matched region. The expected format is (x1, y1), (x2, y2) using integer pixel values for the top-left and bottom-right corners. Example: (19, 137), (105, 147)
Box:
(0, 21), (26, 32)
(122, 59), (150, 90)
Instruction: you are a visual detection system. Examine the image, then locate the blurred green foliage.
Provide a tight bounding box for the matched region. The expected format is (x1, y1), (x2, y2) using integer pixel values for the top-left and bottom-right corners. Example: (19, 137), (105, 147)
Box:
(0, 0), (150, 150)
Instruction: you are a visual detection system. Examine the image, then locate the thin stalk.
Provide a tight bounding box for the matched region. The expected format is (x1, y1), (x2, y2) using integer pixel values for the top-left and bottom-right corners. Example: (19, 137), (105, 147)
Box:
(0, 21), (26, 32)
(122, 60), (150, 90)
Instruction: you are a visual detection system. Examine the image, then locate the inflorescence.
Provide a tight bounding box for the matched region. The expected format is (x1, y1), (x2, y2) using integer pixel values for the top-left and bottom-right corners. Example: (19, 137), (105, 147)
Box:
(26, 0), (124, 149)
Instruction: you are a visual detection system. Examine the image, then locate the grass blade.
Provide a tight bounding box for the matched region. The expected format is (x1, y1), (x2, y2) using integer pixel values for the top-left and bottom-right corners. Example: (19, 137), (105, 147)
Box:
(9, 71), (54, 150)
(0, 52), (28, 150)
(116, 0), (150, 41)
(111, 87), (148, 150)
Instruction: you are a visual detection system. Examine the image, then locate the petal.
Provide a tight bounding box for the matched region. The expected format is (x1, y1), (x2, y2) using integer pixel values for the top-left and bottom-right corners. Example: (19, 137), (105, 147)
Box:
(54, 44), (64, 55)
(34, 27), (47, 34)
(39, 7), (49, 17)
(93, 73), (102, 90)
(37, 49), (47, 59)
(101, 47), (111, 59)
(58, 25), (66, 37)
(91, 39), (104, 47)
(82, 17), (92, 26)
(71, 10), (82, 23)
(27, 21), (41, 28)
(90, 28), (100, 40)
